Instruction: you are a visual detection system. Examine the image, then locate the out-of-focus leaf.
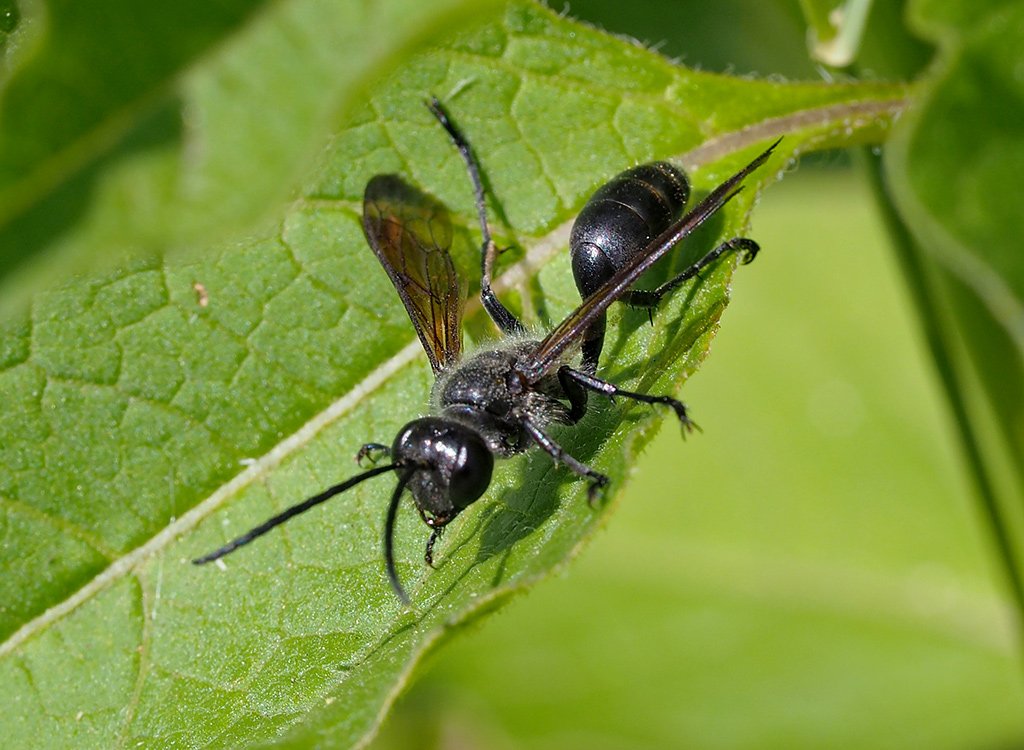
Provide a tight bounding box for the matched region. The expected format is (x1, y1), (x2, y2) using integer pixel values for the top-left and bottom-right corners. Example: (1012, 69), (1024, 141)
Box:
(885, 0), (1024, 592)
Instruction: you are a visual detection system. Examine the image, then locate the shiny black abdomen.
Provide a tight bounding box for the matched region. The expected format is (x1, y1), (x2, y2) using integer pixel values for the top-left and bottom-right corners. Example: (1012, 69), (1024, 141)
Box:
(569, 161), (690, 299)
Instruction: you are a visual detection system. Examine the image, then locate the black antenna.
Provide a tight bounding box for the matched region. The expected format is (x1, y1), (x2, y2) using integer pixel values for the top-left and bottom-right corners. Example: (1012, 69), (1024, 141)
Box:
(192, 463), (397, 565)
(385, 467), (417, 604)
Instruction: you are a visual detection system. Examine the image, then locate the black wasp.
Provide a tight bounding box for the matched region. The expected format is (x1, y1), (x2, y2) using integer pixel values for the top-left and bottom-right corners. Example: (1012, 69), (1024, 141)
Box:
(194, 98), (777, 603)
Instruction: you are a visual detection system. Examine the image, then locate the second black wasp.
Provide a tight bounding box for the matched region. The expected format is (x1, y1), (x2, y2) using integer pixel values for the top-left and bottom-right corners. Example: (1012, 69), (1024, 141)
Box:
(194, 98), (778, 603)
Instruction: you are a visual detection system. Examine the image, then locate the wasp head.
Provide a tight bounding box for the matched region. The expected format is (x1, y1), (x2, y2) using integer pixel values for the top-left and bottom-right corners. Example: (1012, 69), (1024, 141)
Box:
(392, 417), (493, 519)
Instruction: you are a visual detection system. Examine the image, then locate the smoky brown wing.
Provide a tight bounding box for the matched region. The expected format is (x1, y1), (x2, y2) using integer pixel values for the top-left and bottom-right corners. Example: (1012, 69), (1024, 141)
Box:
(362, 174), (465, 372)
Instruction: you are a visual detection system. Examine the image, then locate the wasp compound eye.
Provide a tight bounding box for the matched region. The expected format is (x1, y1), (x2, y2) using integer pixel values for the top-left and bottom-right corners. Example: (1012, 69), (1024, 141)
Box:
(448, 432), (493, 511)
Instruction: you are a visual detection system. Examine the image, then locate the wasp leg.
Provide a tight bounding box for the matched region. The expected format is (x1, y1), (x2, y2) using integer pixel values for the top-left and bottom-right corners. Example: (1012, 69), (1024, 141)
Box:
(521, 417), (608, 504)
(416, 509), (452, 568)
(560, 366), (700, 435)
(356, 442), (391, 466)
(579, 314), (607, 374)
(427, 97), (525, 336)
(557, 365), (590, 424)
(424, 525), (445, 568)
(621, 237), (760, 308)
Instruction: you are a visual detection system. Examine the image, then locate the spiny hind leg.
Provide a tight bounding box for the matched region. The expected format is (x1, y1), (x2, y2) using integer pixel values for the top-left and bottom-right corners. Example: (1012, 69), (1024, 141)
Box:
(623, 237), (760, 309)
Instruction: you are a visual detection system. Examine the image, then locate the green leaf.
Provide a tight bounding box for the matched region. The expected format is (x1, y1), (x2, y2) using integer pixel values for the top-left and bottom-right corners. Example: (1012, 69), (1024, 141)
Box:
(884, 0), (1024, 604)
(0, 0), (504, 316)
(0, 2), (906, 746)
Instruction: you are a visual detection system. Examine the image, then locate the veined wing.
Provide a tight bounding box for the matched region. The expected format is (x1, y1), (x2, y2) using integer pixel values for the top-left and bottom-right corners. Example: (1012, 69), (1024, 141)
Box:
(362, 174), (465, 372)
(517, 140), (779, 381)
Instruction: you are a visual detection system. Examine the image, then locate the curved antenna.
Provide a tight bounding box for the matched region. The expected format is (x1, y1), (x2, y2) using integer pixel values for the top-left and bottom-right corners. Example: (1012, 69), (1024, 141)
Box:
(385, 467), (418, 605)
(192, 463), (397, 565)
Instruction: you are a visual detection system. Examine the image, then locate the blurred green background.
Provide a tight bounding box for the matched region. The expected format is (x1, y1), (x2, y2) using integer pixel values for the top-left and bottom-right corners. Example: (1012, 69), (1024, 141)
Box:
(369, 2), (1024, 748)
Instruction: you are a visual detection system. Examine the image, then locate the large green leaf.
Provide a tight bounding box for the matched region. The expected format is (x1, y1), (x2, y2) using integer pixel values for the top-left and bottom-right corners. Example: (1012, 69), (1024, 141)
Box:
(0, 2), (906, 746)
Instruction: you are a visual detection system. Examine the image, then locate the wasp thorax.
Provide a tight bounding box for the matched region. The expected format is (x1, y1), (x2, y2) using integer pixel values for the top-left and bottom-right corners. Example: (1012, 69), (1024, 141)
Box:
(392, 417), (494, 518)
